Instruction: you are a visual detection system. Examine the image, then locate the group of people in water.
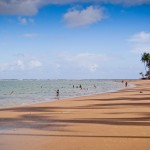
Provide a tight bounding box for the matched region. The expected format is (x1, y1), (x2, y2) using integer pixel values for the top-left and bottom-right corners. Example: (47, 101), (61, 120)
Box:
(56, 81), (128, 98)
(73, 84), (83, 89)
(122, 80), (128, 87)
(56, 84), (97, 99)
(56, 84), (83, 98)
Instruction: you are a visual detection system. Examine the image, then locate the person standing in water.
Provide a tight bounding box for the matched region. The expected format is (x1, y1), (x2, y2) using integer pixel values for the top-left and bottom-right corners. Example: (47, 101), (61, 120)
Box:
(79, 84), (82, 89)
(56, 89), (59, 97)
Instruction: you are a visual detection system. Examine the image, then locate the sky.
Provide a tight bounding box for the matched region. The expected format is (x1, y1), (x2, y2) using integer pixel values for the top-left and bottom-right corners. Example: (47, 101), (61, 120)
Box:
(0, 0), (150, 79)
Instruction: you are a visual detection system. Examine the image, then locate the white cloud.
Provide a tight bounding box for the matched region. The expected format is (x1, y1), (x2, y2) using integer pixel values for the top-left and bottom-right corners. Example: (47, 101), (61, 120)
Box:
(129, 31), (150, 54)
(129, 31), (150, 43)
(0, 0), (150, 16)
(89, 64), (99, 72)
(30, 60), (43, 68)
(19, 17), (34, 25)
(16, 60), (25, 70)
(19, 17), (27, 24)
(63, 6), (105, 27)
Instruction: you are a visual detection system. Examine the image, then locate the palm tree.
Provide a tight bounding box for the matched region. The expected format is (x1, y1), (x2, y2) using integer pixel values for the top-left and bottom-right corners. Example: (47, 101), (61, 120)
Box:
(141, 52), (150, 78)
(141, 52), (150, 72)
(139, 72), (144, 78)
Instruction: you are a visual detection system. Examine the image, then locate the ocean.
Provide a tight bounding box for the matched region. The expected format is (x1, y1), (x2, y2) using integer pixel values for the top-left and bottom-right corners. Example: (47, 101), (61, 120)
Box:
(0, 79), (129, 108)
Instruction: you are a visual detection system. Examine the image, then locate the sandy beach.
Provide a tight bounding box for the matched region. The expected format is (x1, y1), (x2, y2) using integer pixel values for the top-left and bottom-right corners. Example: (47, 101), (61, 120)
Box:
(0, 80), (150, 150)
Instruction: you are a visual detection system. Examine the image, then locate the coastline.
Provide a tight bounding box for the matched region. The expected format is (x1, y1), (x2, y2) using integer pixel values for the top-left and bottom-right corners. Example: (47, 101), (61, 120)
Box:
(0, 79), (150, 150)
(0, 79), (128, 109)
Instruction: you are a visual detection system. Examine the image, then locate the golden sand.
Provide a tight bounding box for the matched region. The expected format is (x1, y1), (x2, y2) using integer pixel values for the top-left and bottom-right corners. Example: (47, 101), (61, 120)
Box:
(0, 80), (150, 150)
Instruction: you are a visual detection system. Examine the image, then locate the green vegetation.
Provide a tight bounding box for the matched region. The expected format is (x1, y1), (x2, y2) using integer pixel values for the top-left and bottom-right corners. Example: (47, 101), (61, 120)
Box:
(140, 52), (150, 79)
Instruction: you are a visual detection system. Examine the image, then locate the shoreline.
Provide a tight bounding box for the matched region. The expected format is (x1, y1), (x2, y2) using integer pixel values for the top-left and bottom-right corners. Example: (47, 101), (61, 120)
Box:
(0, 79), (134, 110)
(1, 79), (150, 150)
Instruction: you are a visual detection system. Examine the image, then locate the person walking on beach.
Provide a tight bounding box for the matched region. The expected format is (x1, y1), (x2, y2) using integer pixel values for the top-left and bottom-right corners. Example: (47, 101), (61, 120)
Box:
(125, 81), (128, 87)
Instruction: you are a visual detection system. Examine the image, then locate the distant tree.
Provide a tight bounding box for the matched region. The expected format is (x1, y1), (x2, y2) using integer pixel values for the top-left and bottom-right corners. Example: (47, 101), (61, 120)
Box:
(141, 52), (150, 78)
(145, 71), (150, 79)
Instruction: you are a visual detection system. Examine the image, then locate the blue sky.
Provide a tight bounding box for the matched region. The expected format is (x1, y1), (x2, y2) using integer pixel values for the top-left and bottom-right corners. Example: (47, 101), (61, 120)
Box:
(0, 0), (150, 79)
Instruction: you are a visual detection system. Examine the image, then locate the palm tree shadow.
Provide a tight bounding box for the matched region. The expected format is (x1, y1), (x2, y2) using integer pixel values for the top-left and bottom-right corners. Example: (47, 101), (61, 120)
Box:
(1, 133), (150, 139)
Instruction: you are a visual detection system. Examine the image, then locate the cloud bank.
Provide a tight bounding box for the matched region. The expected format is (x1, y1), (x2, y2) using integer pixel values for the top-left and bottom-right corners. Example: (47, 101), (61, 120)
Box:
(58, 52), (109, 72)
(0, 0), (150, 16)
(0, 58), (43, 71)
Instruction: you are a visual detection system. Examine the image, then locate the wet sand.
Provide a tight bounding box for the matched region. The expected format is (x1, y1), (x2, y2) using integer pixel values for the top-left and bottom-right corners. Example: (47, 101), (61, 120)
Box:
(0, 80), (150, 150)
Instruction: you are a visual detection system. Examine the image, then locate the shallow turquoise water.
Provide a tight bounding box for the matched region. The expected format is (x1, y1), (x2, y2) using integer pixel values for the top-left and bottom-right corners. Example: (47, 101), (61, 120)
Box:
(0, 79), (127, 108)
